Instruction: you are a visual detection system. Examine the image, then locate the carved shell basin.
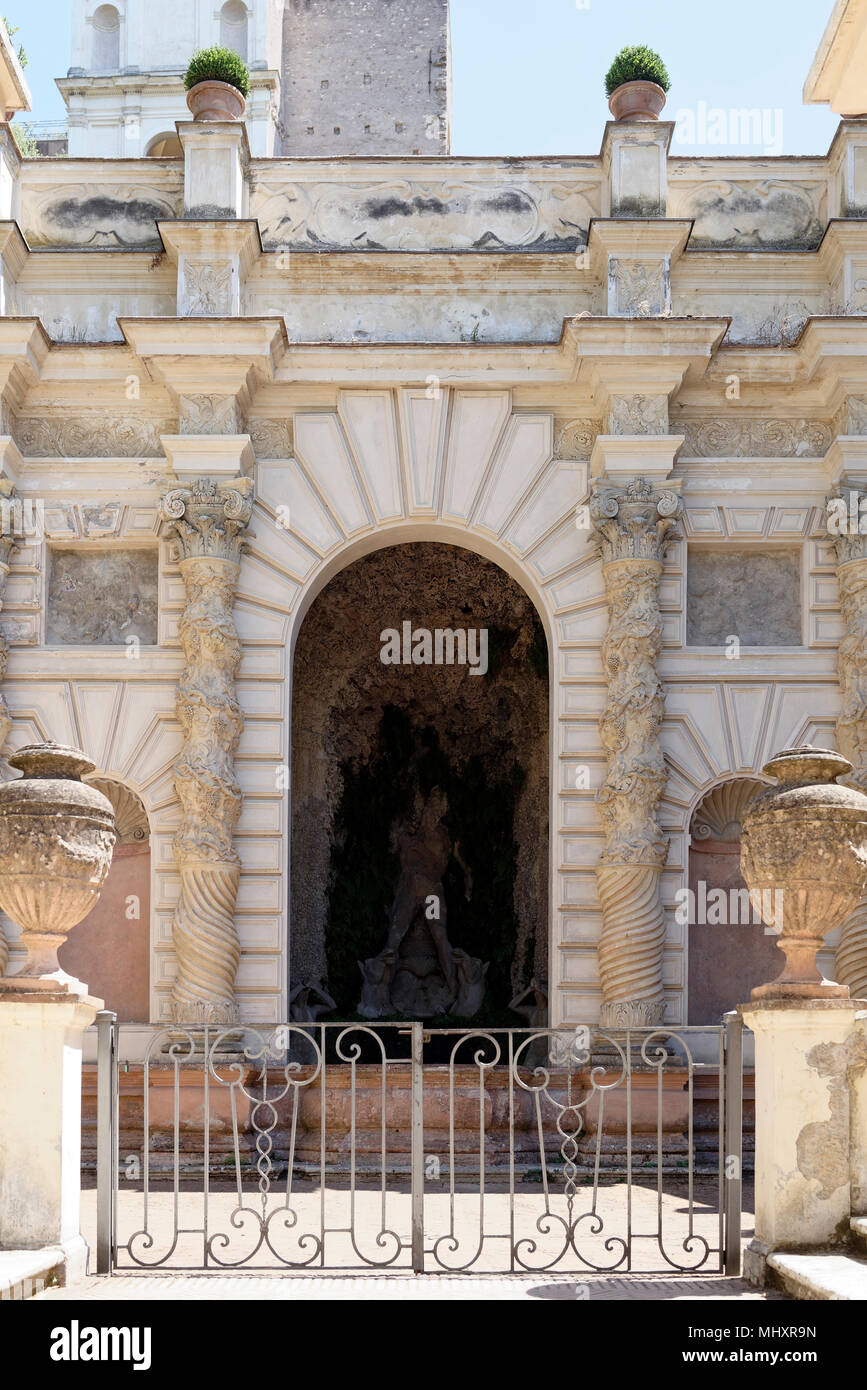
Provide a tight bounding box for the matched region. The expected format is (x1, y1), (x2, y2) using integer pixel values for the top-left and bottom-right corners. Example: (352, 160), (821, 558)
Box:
(0, 742), (116, 939)
(741, 746), (867, 941)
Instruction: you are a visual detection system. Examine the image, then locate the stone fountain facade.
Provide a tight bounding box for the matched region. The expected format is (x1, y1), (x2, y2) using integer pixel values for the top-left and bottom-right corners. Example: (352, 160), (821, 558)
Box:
(0, 2), (865, 1061)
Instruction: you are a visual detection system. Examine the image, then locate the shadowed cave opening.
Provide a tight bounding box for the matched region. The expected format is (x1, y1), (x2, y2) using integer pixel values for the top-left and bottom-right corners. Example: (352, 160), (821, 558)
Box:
(290, 542), (550, 1030)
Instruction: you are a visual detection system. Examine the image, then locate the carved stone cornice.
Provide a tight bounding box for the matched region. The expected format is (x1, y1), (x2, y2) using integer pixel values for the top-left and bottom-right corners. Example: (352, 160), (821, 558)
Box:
(161, 476), (253, 566)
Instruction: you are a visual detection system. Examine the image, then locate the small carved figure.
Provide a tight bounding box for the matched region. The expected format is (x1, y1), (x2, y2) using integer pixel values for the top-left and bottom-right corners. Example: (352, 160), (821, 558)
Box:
(358, 949), (396, 1019)
(289, 981), (336, 1022)
(383, 787), (456, 994)
(452, 949), (489, 1017)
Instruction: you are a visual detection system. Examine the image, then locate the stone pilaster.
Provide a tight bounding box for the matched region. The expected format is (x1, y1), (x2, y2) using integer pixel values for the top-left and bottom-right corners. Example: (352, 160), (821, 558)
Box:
(160, 476), (253, 1025)
(827, 486), (867, 995)
(591, 476), (682, 1026)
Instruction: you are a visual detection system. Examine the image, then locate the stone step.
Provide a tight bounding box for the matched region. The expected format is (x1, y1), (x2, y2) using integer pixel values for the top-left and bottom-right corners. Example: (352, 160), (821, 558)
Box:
(851, 1218), (867, 1256)
(0, 1248), (65, 1301)
(768, 1252), (867, 1300)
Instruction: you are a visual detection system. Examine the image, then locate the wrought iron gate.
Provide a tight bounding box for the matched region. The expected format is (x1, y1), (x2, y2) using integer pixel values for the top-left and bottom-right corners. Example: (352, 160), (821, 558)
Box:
(95, 1013), (743, 1276)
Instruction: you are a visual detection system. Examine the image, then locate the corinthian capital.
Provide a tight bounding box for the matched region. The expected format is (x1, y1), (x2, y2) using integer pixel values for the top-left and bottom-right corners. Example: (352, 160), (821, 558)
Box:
(161, 476), (253, 565)
(590, 476), (682, 565)
(826, 487), (867, 566)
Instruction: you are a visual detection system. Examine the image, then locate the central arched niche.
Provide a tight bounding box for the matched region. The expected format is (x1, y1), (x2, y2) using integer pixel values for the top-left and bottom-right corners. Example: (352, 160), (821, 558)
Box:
(290, 542), (549, 1024)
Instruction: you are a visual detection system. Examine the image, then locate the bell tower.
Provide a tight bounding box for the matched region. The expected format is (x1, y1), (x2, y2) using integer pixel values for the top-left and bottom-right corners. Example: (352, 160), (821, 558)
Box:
(279, 0), (450, 155)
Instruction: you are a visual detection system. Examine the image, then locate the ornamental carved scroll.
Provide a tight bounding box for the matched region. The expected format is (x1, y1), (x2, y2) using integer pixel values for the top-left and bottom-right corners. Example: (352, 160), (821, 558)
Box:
(591, 478), (682, 1026)
(160, 477), (253, 1025)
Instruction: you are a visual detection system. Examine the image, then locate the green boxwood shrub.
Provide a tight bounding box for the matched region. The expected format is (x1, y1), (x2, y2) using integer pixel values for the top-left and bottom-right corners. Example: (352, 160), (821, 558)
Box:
(604, 45), (670, 98)
(184, 46), (250, 97)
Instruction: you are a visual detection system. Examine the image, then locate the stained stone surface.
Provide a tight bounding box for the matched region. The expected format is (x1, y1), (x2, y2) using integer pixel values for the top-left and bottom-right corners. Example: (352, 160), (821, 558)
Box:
(686, 548), (802, 647)
(46, 548), (158, 646)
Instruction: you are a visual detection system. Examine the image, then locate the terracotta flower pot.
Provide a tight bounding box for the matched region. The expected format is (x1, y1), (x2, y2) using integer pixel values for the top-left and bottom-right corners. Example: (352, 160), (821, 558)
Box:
(0, 742), (116, 986)
(740, 745), (867, 999)
(608, 80), (667, 121)
(186, 79), (246, 122)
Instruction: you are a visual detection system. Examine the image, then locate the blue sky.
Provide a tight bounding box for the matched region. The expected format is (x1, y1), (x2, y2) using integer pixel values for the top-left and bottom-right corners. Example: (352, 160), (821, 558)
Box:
(5, 0), (842, 156)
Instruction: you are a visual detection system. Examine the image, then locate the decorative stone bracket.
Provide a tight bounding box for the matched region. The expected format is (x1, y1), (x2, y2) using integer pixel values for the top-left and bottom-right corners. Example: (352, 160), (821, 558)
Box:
(587, 220), (691, 319)
(591, 476), (682, 1026)
(160, 475), (253, 1025)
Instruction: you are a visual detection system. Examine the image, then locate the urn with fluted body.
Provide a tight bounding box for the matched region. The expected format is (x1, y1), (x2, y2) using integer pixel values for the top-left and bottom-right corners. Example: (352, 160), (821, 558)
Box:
(0, 742), (116, 987)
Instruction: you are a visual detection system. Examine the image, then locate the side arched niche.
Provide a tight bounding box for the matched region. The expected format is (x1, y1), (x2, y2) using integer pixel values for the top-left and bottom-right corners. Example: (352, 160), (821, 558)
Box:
(687, 778), (781, 1023)
(58, 778), (150, 1020)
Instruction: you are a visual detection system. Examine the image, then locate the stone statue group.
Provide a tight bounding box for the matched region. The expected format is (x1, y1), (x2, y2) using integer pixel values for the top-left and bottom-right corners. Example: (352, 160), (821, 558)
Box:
(357, 788), (489, 1020)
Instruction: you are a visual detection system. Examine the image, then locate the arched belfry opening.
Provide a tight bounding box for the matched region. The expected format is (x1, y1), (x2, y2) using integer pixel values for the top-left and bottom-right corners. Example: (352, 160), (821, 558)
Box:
(91, 3), (121, 70)
(220, 0), (248, 61)
(290, 542), (550, 1024)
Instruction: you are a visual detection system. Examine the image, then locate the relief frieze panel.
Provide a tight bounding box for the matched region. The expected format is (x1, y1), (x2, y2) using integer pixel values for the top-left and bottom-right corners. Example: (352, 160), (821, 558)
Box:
(178, 395), (246, 436)
(669, 178), (825, 249)
(247, 418), (295, 458)
(21, 182), (182, 248)
(251, 173), (600, 251)
(46, 547), (159, 646)
(14, 414), (171, 458)
(680, 418), (833, 458)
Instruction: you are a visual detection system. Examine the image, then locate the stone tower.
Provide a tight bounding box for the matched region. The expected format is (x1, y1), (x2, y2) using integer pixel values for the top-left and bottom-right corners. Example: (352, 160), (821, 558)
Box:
(58, 0), (450, 158)
(279, 0), (450, 155)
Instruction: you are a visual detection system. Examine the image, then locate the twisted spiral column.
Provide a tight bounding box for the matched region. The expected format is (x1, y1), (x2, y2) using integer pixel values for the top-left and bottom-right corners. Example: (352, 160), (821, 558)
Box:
(160, 477), (252, 1025)
(0, 507), (16, 977)
(591, 478), (682, 1027)
(827, 487), (867, 997)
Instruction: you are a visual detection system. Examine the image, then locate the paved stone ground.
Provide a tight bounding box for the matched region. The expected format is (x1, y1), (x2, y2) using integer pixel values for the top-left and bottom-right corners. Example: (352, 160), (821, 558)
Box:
(33, 1176), (787, 1299)
(38, 1272), (786, 1301)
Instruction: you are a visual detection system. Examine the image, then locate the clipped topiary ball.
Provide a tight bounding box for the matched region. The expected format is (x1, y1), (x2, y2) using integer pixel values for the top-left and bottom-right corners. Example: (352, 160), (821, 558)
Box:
(604, 45), (670, 98)
(185, 45), (250, 97)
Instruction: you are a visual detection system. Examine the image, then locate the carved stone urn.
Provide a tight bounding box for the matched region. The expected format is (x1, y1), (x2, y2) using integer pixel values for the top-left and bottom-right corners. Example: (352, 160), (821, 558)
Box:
(186, 80), (246, 122)
(740, 745), (867, 999)
(608, 80), (667, 121)
(0, 742), (116, 992)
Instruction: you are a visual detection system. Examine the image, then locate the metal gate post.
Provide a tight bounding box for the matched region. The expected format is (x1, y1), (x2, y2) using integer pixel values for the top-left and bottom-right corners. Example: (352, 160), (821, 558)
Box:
(723, 1011), (743, 1276)
(95, 1009), (117, 1275)
(411, 1021), (424, 1273)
